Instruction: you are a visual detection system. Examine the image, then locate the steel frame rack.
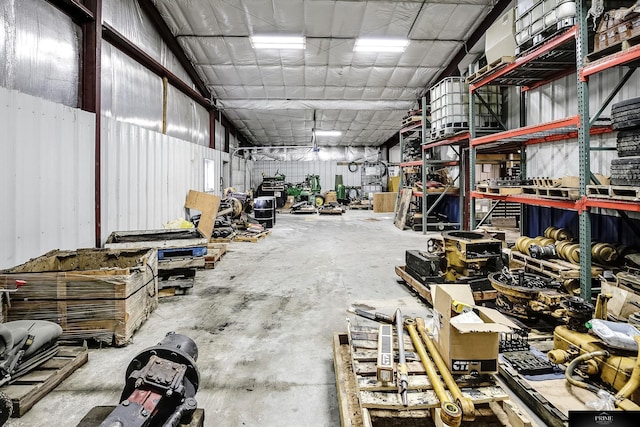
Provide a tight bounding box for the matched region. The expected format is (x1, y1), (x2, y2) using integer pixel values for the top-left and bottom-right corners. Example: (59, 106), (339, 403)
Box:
(468, 2), (639, 300)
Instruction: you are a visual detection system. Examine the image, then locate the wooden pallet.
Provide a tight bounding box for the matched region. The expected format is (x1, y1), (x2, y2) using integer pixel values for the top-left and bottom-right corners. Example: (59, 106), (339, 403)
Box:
(1, 345), (88, 417)
(510, 250), (603, 281)
(234, 230), (271, 242)
(394, 266), (497, 305)
(466, 56), (515, 83)
(401, 115), (422, 127)
(204, 243), (228, 269)
(77, 406), (204, 427)
(333, 331), (531, 427)
(587, 184), (640, 201)
(521, 186), (580, 200)
(476, 185), (522, 196)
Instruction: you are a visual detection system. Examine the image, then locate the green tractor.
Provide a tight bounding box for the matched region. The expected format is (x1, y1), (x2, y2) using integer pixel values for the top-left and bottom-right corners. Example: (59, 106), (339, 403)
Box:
(287, 174), (324, 206)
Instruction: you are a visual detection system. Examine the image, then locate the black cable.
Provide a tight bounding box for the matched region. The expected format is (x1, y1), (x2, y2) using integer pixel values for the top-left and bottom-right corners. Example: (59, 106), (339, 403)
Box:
(348, 162), (358, 173)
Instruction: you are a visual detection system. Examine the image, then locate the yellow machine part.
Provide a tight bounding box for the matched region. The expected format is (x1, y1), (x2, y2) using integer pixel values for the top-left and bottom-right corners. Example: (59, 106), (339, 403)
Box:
(553, 326), (640, 404)
(442, 232), (502, 281)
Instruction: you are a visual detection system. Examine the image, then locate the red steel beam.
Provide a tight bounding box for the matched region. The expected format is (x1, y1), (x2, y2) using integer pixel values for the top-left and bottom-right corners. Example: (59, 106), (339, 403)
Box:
(102, 24), (213, 111)
(582, 44), (640, 78)
(400, 160), (422, 167)
(45, 0), (94, 23)
(471, 191), (581, 210)
(471, 116), (580, 147)
(81, 0), (102, 247)
(423, 132), (470, 150)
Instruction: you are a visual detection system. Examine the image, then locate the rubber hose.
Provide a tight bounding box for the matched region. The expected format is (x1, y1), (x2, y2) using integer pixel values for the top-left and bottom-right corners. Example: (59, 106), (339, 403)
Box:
(565, 350), (609, 395)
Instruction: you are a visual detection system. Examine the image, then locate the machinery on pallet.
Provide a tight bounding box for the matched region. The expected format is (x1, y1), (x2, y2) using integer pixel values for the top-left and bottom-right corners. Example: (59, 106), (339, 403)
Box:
(256, 172), (287, 208)
(405, 230), (504, 293)
(97, 332), (200, 427)
(287, 174), (324, 206)
(547, 294), (640, 410)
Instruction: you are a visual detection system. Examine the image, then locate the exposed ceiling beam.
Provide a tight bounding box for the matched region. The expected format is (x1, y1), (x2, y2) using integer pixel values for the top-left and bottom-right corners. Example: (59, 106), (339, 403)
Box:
(431, 0), (513, 85)
(137, 0), (213, 102)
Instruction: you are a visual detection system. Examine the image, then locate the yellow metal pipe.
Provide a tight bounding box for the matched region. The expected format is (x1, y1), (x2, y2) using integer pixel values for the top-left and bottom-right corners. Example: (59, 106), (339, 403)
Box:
(404, 318), (462, 427)
(416, 317), (475, 421)
(615, 336), (640, 403)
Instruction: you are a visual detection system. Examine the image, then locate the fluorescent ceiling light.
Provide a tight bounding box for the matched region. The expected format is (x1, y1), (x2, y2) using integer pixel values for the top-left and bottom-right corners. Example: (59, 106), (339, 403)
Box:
(251, 35), (305, 50)
(354, 38), (409, 52)
(314, 130), (342, 137)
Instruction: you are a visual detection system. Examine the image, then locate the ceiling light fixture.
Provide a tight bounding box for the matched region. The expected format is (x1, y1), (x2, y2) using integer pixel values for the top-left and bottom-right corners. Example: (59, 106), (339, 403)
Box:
(314, 130), (342, 137)
(354, 38), (409, 52)
(250, 35), (306, 50)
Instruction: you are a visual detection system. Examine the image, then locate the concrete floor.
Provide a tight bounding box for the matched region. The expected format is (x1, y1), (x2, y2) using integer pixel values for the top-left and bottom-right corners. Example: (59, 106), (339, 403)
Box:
(6, 210), (433, 426)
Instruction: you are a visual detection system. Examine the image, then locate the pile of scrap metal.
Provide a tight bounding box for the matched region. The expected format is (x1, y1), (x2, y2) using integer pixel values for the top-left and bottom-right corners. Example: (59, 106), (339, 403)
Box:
(204, 189), (265, 238)
(488, 268), (594, 328)
(405, 230), (505, 297)
(546, 293), (640, 410)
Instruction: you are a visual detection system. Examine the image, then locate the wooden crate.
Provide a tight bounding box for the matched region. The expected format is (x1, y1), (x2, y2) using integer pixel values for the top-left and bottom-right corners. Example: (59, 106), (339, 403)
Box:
(0, 248), (158, 346)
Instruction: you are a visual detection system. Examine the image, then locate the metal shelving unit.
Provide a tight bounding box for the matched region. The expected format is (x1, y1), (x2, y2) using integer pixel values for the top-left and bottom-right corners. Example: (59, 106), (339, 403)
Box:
(468, 1), (640, 300)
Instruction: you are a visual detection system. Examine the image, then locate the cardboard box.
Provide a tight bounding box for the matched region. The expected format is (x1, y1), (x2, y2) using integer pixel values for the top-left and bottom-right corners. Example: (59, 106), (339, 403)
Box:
(432, 284), (513, 374)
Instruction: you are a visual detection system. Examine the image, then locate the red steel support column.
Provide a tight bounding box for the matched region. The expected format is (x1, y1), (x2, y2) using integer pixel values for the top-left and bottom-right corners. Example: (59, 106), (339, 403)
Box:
(82, 0), (102, 247)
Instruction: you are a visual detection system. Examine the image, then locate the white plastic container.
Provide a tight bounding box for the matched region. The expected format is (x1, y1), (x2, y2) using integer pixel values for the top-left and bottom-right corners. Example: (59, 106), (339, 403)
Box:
(429, 77), (502, 138)
(515, 0), (576, 49)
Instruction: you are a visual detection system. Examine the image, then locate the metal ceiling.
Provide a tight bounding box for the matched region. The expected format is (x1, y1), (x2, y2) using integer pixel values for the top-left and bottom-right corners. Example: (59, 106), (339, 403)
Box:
(151, 0), (498, 147)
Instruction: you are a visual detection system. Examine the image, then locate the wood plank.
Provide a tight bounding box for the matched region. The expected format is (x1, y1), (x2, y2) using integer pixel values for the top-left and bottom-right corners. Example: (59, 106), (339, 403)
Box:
(373, 192), (397, 213)
(1, 345), (89, 417)
(393, 189), (413, 230)
(332, 333), (361, 427)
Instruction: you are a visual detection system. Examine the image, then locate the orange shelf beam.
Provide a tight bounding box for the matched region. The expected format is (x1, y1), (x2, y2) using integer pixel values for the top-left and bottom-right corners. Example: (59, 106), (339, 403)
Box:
(471, 191), (581, 210)
(582, 44), (640, 78)
(423, 132), (471, 150)
(400, 160), (422, 167)
(471, 116), (580, 147)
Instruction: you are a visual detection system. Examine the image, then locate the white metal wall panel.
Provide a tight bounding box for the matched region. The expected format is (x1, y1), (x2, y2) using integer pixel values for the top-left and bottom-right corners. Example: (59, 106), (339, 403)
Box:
(100, 117), (220, 243)
(0, 87), (95, 269)
(514, 67), (639, 179)
(526, 133), (616, 178)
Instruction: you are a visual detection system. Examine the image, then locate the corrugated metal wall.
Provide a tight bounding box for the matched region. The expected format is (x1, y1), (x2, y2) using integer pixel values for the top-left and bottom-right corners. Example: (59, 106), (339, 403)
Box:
(0, 87), (95, 269)
(100, 117), (221, 243)
(522, 68), (640, 178)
